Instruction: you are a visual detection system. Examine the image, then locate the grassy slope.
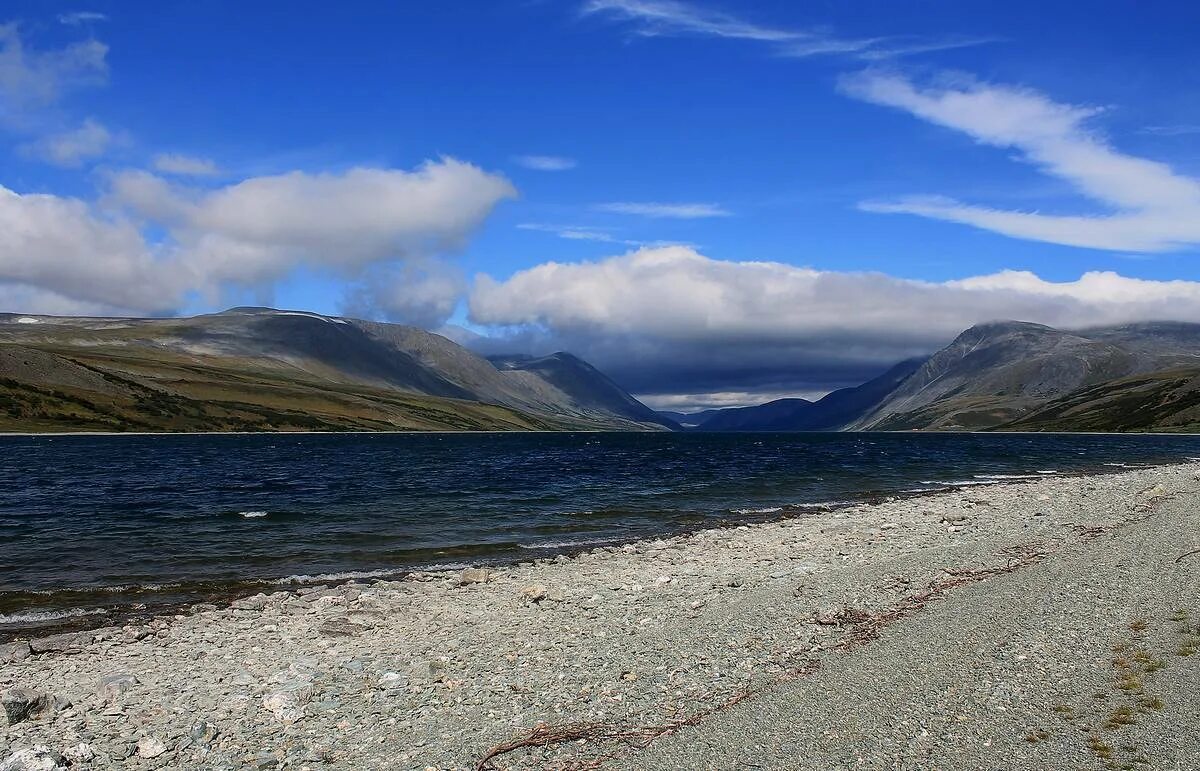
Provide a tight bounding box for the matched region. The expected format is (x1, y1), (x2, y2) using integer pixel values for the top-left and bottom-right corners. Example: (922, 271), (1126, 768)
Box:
(0, 343), (576, 433)
(995, 368), (1200, 433)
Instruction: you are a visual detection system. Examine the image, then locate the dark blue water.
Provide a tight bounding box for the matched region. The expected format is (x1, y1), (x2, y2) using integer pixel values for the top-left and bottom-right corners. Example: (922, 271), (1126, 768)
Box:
(3, 431), (1200, 634)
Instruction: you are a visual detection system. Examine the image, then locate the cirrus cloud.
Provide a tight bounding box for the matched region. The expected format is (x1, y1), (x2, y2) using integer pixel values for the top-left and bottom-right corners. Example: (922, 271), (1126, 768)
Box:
(842, 71), (1200, 252)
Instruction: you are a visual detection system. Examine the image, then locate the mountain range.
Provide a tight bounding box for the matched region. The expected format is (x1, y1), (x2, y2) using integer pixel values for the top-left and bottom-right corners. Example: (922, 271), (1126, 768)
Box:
(664, 321), (1200, 433)
(2, 309), (1199, 434)
(0, 307), (674, 433)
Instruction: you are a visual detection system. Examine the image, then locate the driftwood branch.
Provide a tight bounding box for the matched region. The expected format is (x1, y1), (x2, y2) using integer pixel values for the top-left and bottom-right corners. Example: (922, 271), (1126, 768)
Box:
(477, 543), (1046, 769)
(1176, 548), (1200, 564)
(476, 690), (753, 770)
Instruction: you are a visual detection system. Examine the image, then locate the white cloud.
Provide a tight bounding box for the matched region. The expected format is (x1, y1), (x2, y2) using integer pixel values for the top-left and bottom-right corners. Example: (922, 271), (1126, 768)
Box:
(0, 22), (107, 116)
(519, 223), (621, 243)
(582, 0), (992, 60)
(513, 155), (577, 171)
(469, 245), (1200, 397)
(595, 201), (731, 218)
(110, 158), (517, 289)
(0, 185), (185, 314)
(341, 261), (466, 328)
(0, 158), (515, 320)
(639, 389), (829, 412)
(1139, 125), (1200, 137)
(842, 71), (1200, 252)
(58, 12), (107, 26)
(19, 117), (111, 166)
(153, 153), (220, 176)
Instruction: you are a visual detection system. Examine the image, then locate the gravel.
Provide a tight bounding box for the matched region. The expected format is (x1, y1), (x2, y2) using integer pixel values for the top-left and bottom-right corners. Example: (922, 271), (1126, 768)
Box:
(1, 463), (1197, 770)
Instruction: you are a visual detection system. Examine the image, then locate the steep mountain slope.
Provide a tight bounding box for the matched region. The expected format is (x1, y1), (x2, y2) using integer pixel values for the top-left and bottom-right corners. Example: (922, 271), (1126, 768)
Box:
(489, 353), (677, 429)
(851, 321), (1200, 431)
(0, 308), (668, 433)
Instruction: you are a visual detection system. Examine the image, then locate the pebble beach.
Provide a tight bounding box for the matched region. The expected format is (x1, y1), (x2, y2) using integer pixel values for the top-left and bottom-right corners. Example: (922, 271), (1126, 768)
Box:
(2, 462), (1198, 770)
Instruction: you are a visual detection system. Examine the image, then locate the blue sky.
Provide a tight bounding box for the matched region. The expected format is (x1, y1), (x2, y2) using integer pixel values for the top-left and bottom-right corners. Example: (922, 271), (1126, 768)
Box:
(4, 1), (1200, 407)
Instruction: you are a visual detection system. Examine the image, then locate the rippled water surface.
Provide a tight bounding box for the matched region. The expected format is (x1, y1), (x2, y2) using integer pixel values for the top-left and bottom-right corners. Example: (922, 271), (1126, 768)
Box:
(3, 431), (1200, 632)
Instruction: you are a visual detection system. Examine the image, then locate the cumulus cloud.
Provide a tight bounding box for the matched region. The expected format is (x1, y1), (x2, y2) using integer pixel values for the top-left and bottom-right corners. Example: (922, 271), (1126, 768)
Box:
(842, 71), (1200, 252)
(0, 158), (515, 320)
(0, 22), (107, 117)
(582, 0), (992, 60)
(152, 153), (220, 176)
(594, 201), (730, 218)
(0, 185), (185, 314)
(109, 158), (517, 289)
(513, 154), (577, 171)
(19, 116), (111, 166)
(469, 245), (1200, 401)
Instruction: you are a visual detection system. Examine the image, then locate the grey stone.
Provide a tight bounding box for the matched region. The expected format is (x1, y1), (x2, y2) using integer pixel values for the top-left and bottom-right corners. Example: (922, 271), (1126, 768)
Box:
(98, 672), (138, 702)
(1, 689), (66, 725)
(189, 720), (220, 745)
(458, 567), (490, 585)
(230, 593), (271, 611)
(28, 631), (88, 654)
(0, 642), (31, 664)
(317, 618), (367, 637)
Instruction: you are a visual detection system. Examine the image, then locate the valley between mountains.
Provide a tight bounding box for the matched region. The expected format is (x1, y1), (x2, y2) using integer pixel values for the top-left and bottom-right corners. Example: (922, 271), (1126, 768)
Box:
(2, 308), (1199, 434)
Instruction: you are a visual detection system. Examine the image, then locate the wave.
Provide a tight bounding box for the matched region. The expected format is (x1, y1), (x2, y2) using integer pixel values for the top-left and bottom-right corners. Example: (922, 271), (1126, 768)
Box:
(920, 479), (1002, 487)
(731, 506), (784, 515)
(1036, 470), (1058, 474)
(0, 607), (108, 624)
(517, 536), (625, 550)
(973, 473), (1043, 480)
(269, 562), (473, 584)
(239, 511), (269, 518)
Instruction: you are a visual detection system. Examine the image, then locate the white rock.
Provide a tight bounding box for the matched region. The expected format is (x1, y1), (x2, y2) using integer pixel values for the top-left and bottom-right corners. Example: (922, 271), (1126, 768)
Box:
(0, 746), (66, 771)
(60, 744), (93, 764)
(136, 736), (167, 759)
(377, 672), (405, 688)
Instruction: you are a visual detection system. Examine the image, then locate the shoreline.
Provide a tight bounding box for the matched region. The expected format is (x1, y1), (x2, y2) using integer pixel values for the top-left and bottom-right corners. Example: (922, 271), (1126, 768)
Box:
(0, 459), (1183, 645)
(2, 461), (1199, 769)
(3, 428), (1200, 437)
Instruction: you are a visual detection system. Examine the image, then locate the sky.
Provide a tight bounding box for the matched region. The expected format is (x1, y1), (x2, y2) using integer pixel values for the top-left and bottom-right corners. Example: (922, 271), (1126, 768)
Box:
(3, 1), (1200, 410)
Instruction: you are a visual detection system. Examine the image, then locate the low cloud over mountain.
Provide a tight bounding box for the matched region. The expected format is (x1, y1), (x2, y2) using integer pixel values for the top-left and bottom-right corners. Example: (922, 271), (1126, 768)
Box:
(468, 245), (1200, 408)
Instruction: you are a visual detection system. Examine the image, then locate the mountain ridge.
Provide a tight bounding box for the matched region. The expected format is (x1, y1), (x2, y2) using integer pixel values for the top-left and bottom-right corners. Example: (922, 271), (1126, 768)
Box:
(0, 307), (672, 433)
(666, 321), (1200, 434)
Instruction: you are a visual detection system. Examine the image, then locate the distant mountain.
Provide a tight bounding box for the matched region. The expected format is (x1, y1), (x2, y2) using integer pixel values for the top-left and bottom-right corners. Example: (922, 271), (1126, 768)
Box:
(0, 308), (669, 433)
(850, 321), (1200, 432)
(693, 398), (813, 431)
(656, 409), (726, 428)
(673, 358), (923, 432)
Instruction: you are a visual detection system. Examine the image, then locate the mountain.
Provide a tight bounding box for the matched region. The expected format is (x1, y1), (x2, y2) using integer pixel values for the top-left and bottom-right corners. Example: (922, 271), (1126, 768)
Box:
(850, 321), (1200, 432)
(673, 358), (924, 432)
(0, 308), (670, 433)
(656, 409), (727, 428)
(675, 320), (1200, 434)
(488, 353), (677, 429)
